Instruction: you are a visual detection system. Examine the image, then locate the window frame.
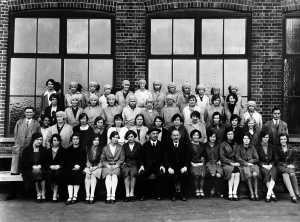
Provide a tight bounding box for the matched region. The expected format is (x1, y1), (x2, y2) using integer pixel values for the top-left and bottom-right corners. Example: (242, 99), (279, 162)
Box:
(146, 9), (251, 97)
(6, 9), (115, 136)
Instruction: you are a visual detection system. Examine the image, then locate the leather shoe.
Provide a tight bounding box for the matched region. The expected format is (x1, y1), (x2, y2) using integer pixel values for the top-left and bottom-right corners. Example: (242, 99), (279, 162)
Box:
(171, 196), (176, 201)
(181, 196), (187, 201)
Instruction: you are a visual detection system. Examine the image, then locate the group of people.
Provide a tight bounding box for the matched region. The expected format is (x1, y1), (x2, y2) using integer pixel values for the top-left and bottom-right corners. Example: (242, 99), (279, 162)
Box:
(10, 78), (300, 204)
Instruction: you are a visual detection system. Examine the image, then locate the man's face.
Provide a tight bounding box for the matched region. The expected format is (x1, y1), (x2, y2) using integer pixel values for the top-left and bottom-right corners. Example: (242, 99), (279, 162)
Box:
(273, 109), (281, 120)
(171, 130), (180, 142)
(24, 109), (34, 119)
(123, 83), (130, 91)
(150, 131), (158, 141)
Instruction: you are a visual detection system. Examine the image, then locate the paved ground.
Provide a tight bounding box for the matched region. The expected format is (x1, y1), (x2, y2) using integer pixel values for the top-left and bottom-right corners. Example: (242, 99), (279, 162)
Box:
(0, 196), (300, 222)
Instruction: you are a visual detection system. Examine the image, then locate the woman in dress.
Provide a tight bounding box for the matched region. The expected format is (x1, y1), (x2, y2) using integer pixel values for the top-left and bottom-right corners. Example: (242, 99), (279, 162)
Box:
(205, 129), (223, 197)
(40, 78), (57, 115)
(134, 79), (152, 108)
(107, 114), (128, 146)
(21, 133), (47, 202)
(103, 94), (123, 128)
(189, 129), (206, 198)
(93, 116), (108, 148)
(84, 135), (103, 204)
(241, 100), (263, 129)
(185, 111), (207, 144)
(220, 127), (240, 201)
(65, 133), (86, 205)
(228, 114), (244, 145)
(65, 81), (86, 108)
(131, 114), (148, 145)
(151, 80), (165, 114)
(122, 130), (142, 201)
(83, 94), (103, 126)
(140, 98), (159, 128)
(182, 95), (202, 126)
(168, 114), (189, 144)
(243, 118), (260, 147)
(206, 111), (226, 144)
(276, 133), (300, 203)
(161, 94), (181, 128)
(40, 114), (51, 148)
(224, 93), (243, 123)
(256, 130), (277, 202)
(101, 131), (125, 203)
(236, 133), (260, 201)
(204, 94), (225, 124)
(44, 94), (64, 125)
(45, 134), (65, 202)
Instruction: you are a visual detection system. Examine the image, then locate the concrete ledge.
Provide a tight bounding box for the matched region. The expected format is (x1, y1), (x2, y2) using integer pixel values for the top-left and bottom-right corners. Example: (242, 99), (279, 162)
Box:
(0, 171), (23, 182)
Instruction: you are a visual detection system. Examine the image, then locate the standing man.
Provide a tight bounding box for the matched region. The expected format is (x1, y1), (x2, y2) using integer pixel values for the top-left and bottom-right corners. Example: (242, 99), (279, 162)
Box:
(11, 107), (41, 175)
(264, 106), (288, 145)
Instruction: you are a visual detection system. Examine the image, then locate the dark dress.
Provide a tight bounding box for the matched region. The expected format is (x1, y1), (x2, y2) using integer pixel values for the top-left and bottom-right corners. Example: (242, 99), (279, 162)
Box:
(64, 145), (86, 185)
(94, 128), (108, 149)
(73, 125), (95, 151)
(276, 146), (296, 174)
(21, 146), (47, 182)
(122, 142), (142, 177)
(189, 142), (206, 177)
(45, 146), (65, 184)
(204, 143), (223, 176)
(232, 126), (243, 145)
(256, 143), (277, 183)
(220, 141), (238, 180)
(206, 124), (226, 144)
(84, 145), (103, 179)
(168, 125), (190, 144)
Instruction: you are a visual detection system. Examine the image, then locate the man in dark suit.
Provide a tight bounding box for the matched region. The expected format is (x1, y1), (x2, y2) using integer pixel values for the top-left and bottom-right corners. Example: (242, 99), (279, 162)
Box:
(165, 129), (190, 201)
(263, 107), (288, 145)
(138, 128), (165, 200)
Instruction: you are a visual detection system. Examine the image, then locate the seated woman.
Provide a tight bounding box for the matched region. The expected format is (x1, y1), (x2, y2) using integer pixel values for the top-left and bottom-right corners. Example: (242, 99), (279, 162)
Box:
(236, 133), (260, 201)
(220, 127), (240, 201)
(45, 134), (65, 202)
(131, 114), (148, 145)
(84, 135), (103, 204)
(107, 114), (128, 146)
(21, 133), (47, 202)
(276, 133), (300, 203)
(122, 130), (142, 202)
(256, 130), (277, 202)
(101, 131), (125, 204)
(189, 129), (206, 198)
(65, 133), (86, 205)
(205, 129), (223, 197)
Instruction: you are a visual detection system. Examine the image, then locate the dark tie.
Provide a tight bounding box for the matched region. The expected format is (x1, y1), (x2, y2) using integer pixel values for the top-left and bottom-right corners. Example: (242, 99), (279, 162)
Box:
(137, 129), (141, 141)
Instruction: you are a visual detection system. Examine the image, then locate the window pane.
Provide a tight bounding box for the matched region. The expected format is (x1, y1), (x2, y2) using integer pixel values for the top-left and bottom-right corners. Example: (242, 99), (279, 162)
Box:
(199, 60), (223, 94)
(90, 19), (111, 54)
(148, 59), (172, 91)
(173, 60), (196, 90)
(286, 18), (300, 54)
(67, 19), (88, 54)
(8, 97), (35, 136)
(202, 19), (223, 54)
(36, 59), (61, 95)
(89, 59), (113, 92)
(38, 19), (60, 53)
(10, 58), (35, 95)
(173, 19), (194, 54)
(224, 19), (246, 54)
(224, 59), (248, 97)
(14, 18), (36, 53)
(64, 59), (88, 92)
(151, 19), (172, 55)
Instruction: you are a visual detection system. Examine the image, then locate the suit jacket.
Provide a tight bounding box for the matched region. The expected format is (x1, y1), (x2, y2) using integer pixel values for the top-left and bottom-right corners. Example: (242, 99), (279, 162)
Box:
(44, 146), (65, 169)
(123, 142), (141, 167)
(220, 141), (238, 165)
(46, 123), (73, 148)
(235, 144), (259, 166)
(263, 120), (288, 145)
(64, 145), (86, 172)
(141, 140), (164, 171)
(101, 144), (125, 167)
(164, 140), (190, 171)
(65, 107), (83, 127)
(14, 118), (41, 150)
(276, 146), (295, 166)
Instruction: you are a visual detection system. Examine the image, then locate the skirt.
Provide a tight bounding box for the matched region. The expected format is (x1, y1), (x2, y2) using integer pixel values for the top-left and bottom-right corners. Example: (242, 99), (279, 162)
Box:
(278, 164), (296, 174)
(190, 164), (206, 177)
(206, 162), (223, 176)
(260, 166), (277, 183)
(102, 165), (121, 178)
(122, 164), (138, 177)
(31, 168), (45, 181)
(65, 169), (84, 185)
(84, 167), (102, 179)
(222, 165), (239, 180)
(240, 165), (260, 181)
(47, 169), (63, 184)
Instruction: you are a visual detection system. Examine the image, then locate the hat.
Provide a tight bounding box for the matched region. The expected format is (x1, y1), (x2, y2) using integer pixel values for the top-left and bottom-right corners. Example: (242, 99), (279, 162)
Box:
(138, 79), (146, 84)
(182, 81), (191, 88)
(128, 95), (137, 102)
(247, 101), (256, 107)
(166, 94), (175, 101)
(152, 80), (161, 85)
(125, 130), (137, 139)
(89, 94), (99, 101)
(103, 84), (112, 90)
(230, 85), (238, 90)
(89, 81), (99, 87)
(107, 94), (116, 100)
(147, 127), (161, 134)
(168, 82), (177, 88)
(196, 84), (206, 90)
(69, 81), (78, 87)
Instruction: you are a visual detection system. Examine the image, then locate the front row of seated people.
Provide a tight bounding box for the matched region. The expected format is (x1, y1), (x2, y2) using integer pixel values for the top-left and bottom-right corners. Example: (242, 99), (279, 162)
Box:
(20, 121), (300, 204)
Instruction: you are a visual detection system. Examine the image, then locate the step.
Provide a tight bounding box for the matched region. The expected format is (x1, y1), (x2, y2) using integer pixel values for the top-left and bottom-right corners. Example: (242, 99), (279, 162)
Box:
(0, 171), (23, 182)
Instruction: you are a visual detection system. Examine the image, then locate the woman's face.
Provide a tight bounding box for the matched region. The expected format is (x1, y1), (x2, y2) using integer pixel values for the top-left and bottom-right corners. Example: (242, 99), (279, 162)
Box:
(189, 98), (196, 106)
(154, 118), (163, 128)
(70, 85), (77, 93)
(139, 81), (146, 89)
(89, 85), (96, 93)
(90, 98), (98, 107)
(153, 83), (161, 91)
(262, 134), (269, 144)
(247, 120), (255, 129)
(93, 137), (100, 146)
(33, 137), (43, 147)
(115, 118), (123, 127)
(213, 115), (220, 124)
(183, 86), (191, 94)
(231, 118), (238, 127)
(243, 136), (250, 146)
(104, 88), (112, 96)
(47, 81), (54, 90)
(173, 117), (182, 127)
(123, 83), (130, 91)
(229, 95), (236, 104)
(108, 97), (115, 106)
(72, 136), (80, 146)
(191, 115), (199, 123)
(197, 88), (205, 95)
(80, 116), (88, 125)
(213, 98), (221, 106)
(111, 135), (119, 144)
(168, 86), (176, 94)
(52, 137), (60, 147)
(248, 105), (255, 112)
(71, 99), (79, 107)
(56, 115), (64, 124)
(280, 135), (288, 146)
(227, 131), (234, 141)
(96, 119), (104, 128)
(146, 102), (153, 110)
(127, 134), (135, 143)
(209, 134), (217, 143)
(166, 98), (174, 106)
(51, 98), (58, 106)
(135, 116), (144, 126)
(43, 117), (50, 128)
(192, 132), (200, 143)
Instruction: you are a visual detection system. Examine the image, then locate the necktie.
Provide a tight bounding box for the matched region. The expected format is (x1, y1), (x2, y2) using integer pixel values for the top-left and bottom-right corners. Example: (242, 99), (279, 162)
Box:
(137, 129), (141, 141)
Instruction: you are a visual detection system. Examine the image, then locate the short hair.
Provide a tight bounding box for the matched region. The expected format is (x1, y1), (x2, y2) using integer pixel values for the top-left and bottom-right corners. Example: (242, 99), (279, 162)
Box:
(211, 94), (221, 104)
(94, 116), (105, 126)
(125, 130), (137, 139)
(171, 113), (183, 123)
(78, 113), (89, 122)
(190, 129), (201, 139)
(46, 79), (55, 86)
(49, 93), (59, 101)
(114, 114), (123, 122)
(259, 129), (269, 140)
(230, 114), (241, 124)
(212, 111), (221, 120)
(190, 110), (201, 119)
(226, 93), (238, 103)
(279, 133), (289, 143)
(207, 128), (217, 140)
(89, 82), (100, 91)
(154, 116), (164, 125)
(56, 111), (66, 119)
(70, 133), (80, 141)
(188, 95), (197, 101)
(24, 106), (35, 112)
(40, 114), (51, 126)
(109, 131), (119, 140)
(134, 114), (145, 125)
(50, 134), (62, 146)
(243, 132), (252, 140)
(272, 106), (281, 113)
